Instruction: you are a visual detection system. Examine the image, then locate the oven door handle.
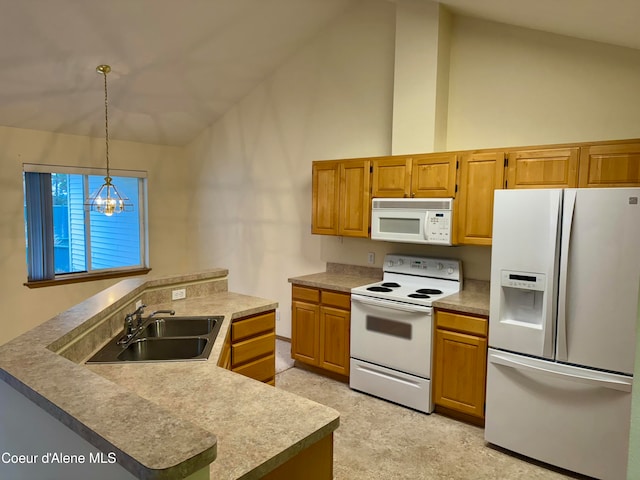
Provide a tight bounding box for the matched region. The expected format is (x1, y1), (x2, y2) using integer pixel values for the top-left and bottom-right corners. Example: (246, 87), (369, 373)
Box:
(351, 294), (432, 314)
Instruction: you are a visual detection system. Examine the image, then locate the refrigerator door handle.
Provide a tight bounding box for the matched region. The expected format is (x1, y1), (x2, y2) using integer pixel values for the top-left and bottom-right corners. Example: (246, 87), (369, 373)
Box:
(556, 189), (576, 362)
(490, 353), (632, 392)
(542, 190), (561, 358)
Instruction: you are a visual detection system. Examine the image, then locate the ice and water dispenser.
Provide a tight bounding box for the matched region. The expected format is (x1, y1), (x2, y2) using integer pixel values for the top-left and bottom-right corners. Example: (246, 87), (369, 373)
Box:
(490, 268), (554, 358)
(498, 270), (546, 329)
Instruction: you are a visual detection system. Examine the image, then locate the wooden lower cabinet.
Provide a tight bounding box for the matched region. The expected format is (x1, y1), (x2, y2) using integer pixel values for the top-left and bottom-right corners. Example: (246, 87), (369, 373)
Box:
(291, 285), (350, 377)
(433, 309), (488, 424)
(218, 311), (276, 385)
(262, 433), (333, 480)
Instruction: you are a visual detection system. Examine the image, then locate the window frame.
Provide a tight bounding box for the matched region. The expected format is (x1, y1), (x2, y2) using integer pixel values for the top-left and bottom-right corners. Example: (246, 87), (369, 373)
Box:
(23, 163), (150, 288)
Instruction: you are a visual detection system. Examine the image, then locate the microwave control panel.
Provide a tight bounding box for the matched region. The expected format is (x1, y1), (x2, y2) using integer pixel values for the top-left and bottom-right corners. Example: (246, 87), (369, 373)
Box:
(425, 211), (452, 245)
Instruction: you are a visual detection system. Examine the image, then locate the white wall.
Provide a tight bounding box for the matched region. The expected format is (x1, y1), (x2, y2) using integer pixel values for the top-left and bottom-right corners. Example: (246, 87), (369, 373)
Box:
(0, 126), (189, 345)
(185, 0), (396, 338)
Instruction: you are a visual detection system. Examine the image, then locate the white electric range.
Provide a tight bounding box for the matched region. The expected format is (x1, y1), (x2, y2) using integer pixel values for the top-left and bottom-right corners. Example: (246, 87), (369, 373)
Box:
(349, 254), (462, 413)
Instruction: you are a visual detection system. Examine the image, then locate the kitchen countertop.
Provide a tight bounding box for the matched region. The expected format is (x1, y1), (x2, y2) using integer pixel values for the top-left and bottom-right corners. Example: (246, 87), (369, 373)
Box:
(288, 262), (382, 293)
(0, 271), (339, 480)
(289, 267), (490, 317)
(432, 279), (490, 317)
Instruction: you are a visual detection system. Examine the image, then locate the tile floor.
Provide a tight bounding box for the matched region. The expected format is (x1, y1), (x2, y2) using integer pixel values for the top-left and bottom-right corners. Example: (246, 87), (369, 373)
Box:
(274, 340), (587, 480)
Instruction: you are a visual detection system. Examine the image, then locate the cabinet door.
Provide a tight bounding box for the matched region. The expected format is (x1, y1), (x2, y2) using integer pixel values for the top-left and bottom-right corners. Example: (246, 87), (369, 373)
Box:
(507, 147), (579, 188)
(371, 157), (412, 197)
(319, 306), (350, 376)
(578, 143), (640, 187)
(291, 301), (320, 366)
(312, 161), (340, 235)
(456, 151), (505, 245)
(434, 328), (487, 418)
(338, 159), (371, 237)
(411, 153), (458, 198)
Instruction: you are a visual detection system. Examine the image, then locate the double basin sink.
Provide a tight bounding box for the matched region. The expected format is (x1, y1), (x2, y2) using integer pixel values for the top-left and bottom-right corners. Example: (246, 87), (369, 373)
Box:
(87, 316), (223, 364)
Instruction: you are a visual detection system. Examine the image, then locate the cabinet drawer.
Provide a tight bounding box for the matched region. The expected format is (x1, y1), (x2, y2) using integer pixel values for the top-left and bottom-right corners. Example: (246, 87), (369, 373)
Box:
(232, 311), (275, 342)
(321, 290), (351, 310)
(233, 354), (275, 383)
(436, 310), (488, 336)
(292, 285), (320, 303)
(232, 333), (275, 366)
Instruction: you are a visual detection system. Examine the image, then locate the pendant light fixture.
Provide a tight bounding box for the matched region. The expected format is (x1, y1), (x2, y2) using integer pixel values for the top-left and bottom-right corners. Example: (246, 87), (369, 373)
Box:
(85, 64), (133, 216)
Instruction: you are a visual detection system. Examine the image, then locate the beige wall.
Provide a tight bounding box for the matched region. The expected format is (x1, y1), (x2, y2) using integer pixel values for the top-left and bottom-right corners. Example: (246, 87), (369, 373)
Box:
(446, 16), (640, 151)
(184, 0), (396, 338)
(0, 126), (189, 345)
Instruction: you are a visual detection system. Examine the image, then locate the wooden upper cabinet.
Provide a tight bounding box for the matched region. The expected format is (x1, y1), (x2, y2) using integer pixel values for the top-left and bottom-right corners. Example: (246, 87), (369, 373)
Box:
(311, 159), (371, 238)
(372, 153), (457, 198)
(506, 147), (579, 189)
(411, 154), (458, 198)
(371, 157), (411, 197)
(456, 151), (505, 246)
(338, 159), (371, 237)
(578, 143), (640, 188)
(312, 161), (339, 235)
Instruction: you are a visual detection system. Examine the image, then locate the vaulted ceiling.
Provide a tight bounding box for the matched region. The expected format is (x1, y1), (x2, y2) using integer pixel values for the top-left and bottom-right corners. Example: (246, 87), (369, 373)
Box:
(0, 0), (638, 146)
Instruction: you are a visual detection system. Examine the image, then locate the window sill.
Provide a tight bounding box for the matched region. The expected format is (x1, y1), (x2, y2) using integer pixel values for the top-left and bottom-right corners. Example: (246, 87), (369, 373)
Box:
(24, 268), (152, 289)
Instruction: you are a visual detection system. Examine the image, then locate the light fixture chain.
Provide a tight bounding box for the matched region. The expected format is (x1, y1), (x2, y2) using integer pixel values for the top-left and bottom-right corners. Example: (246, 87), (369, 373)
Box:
(102, 69), (110, 177)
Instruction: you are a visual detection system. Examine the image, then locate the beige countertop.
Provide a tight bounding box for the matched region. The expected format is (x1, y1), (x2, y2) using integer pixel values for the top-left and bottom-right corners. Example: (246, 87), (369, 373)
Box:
(0, 270), (339, 480)
(288, 271), (382, 292)
(432, 279), (491, 317)
(289, 268), (490, 317)
(288, 262), (382, 292)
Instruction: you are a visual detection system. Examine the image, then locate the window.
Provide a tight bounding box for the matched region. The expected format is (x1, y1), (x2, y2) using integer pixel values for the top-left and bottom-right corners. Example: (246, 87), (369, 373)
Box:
(23, 164), (148, 286)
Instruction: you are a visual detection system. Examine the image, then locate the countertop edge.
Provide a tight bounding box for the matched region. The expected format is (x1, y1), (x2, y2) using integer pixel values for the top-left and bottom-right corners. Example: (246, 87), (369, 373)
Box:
(0, 270), (260, 480)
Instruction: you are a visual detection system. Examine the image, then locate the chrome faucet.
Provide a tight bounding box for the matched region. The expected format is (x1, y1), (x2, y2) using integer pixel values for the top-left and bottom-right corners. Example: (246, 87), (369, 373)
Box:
(132, 304), (147, 328)
(117, 304), (147, 345)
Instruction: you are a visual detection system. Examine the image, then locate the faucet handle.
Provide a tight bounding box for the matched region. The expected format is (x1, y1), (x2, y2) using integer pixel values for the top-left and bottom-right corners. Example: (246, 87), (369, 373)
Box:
(124, 314), (135, 335)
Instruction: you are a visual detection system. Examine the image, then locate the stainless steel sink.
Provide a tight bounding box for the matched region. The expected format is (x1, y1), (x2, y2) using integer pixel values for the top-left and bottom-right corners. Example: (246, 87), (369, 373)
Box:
(140, 317), (216, 338)
(86, 315), (223, 364)
(118, 337), (209, 361)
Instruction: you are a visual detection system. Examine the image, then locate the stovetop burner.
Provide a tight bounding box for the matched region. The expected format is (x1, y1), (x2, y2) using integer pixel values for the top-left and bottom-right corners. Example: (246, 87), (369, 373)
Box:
(408, 293), (430, 299)
(416, 288), (443, 295)
(367, 286), (393, 292)
(351, 255), (462, 308)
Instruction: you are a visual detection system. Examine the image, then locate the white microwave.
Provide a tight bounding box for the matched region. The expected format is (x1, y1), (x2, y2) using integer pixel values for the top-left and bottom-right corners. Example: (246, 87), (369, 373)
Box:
(370, 198), (453, 245)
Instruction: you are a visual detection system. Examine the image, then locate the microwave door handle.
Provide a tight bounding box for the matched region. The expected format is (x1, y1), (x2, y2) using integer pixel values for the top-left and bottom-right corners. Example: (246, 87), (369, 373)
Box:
(423, 211), (430, 241)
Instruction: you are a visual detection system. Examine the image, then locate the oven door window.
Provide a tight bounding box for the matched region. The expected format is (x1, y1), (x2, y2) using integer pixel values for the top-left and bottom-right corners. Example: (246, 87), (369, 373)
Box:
(366, 315), (412, 339)
(379, 217), (421, 235)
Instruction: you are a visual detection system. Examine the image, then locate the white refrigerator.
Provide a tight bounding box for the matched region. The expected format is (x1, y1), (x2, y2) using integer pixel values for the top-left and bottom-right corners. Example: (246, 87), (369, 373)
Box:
(485, 188), (640, 480)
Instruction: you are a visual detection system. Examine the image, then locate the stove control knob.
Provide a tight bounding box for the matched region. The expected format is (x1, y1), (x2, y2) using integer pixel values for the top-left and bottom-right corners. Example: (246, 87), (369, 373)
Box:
(447, 267), (455, 274)
(397, 259), (404, 265)
(436, 263), (444, 270)
(386, 260), (394, 267)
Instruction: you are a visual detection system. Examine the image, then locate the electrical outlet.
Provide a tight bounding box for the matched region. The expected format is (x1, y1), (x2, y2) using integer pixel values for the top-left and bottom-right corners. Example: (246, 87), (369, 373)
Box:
(276, 309), (280, 322)
(171, 288), (186, 300)
(135, 300), (143, 309)
(368, 252), (375, 265)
